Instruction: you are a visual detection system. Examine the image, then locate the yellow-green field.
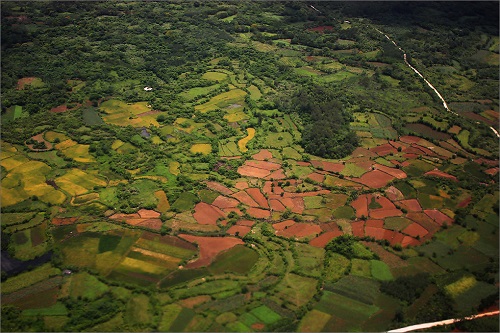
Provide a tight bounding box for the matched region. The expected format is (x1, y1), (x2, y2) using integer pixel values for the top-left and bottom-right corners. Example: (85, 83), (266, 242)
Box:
(155, 190), (170, 213)
(55, 139), (96, 163)
(237, 128), (255, 152)
(55, 168), (107, 196)
(190, 143), (212, 155)
(194, 89), (247, 113)
(45, 131), (69, 142)
(202, 72), (228, 81)
(100, 100), (159, 127)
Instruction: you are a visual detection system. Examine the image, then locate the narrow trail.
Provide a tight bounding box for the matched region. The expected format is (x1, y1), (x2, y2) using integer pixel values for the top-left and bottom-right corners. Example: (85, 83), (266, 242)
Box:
(387, 310), (500, 332)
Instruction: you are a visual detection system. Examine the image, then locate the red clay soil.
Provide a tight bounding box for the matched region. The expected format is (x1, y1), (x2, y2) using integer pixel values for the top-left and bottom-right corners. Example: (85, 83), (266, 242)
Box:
(212, 195), (240, 209)
(306, 172), (325, 183)
(309, 230), (343, 248)
(370, 209), (403, 219)
(245, 160), (281, 171)
(474, 158), (499, 167)
(137, 209), (161, 219)
(252, 149), (273, 161)
(404, 146), (427, 156)
(373, 164), (407, 179)
(365, 219), (384, 228)
(179, 296), (211, 309)
(158, 235), (198, 251)
(370, 143), (398, 156)
(402, 223), (428, 238)
(365, 226), (387, 240)
(237, 165), (271, 178)
(351, 195), (369, 218)
(179, 234), (243, 269)
(232, 191), (259, 207)
(320, 222), (340, 232)
(353, 170), (395, 188)
(457, 197), (472, 208)
(406, 212), (440, 233)
(235, 181), (249, 190)
(27, 133), (53, 151)
(278, 197), (303, 214)
(16, 77), (37, 90)
(397, 199), (422, 212)
(50, 105), (68, 113)
(205, 181), (233, 195)
(291, 197), (305, 214)
(296, 161), (311, 167)
(247, 207), (271, 219)
(401, 235), (420, 247)
(385, 186), (405, 201)
(388, 232), (405, 247)
(485, 167), (499, 175)
(424, 209), (453, 226)
(52, 217), (79, 225)
(125, 218), (147, 226)
(246, 188), (269, 208)
(264, 169), (287, 180)
(351, 147), (378, 158)
(226, 225), (251, 237)
(400, 136), (422, 144)
(263, 181), (284, 195)
(282, 190), (330, 198)
(424, 169), (458, 182)
(403, 153), (419, 159)
(137, 219), (162, 230)
(351, 221), (365, 237)
(110, 213), (141, 220)
(415, 144), (438, 157)
(193, 202), (225, 225)
(277, 223), (322, 238)
(310, 160), (345, 173)
(374, 196), (396, 210)
(389, 140), (409, 150)
(236, 220), (255, 226)
(269, 199), (287, 212)
(251, 323), (265, 331)
(273, 220), (296, 231)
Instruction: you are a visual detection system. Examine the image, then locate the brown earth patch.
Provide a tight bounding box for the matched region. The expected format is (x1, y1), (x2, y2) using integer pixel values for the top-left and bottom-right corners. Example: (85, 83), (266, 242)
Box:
(370, 143), (398, 156)
(273, 220), (295, 231)
(351, 221), (365, 237)
(424, 209), (453, 226)
(406, 212), (440, 233)
(397, 199), (422, 212)
(237, 220), (255, 226)
(137, 219), (162, 230)
(365, 219), (384, 228)
(296, 161), (311, 167)
(283, 190), (330, 198)
(235, 181), (249, 190)
(385, 186), (405, 201)
(52, 217), (78, 225)
(245, 160), (281, 171)
(424, 169), (458, 182)
(474, 158), (499, 167)
(353, 170), (395, 188)
(238, 165), (271, 178)
(351, 147), (377, 158)
(222, 208), (243, 216)
(232, 191), (259, 207)
(306, 172), (325, 183)
(373, 164), (407, 179)
(351, 194), (369, 218)
(370, 209), (403, 219)
(457, 197), (472, 208)
(178, 234), (243, 269)
(226, 225), (251, 237)
(16, 77), (37, 90)
(137, 110), (160, 117)
(247, 207), (271, 219)
(179, 295), (211, 309)
(485, 167), (499, 175)
(212, 195), (240, 209)
(277, 223), (322, 238)
(26, 133), (53, 151)
(400, 136), (422, 144)
(246, 188), (269, 208)
(320, 222), (340, 232)
(252, 149), (273, 160)
(110, 213), (141, 221)
(205, 181), (234, 195)
(309, 230), (343, 248)
(137, 209), (161, 219)
(264, 169), (287, 180)
(365, 226), (387, 240)
(402, 223), (428, 238)
(252, 323), (265, 330)
(269, 199), (286, 212)
(193, 202), (225, 225)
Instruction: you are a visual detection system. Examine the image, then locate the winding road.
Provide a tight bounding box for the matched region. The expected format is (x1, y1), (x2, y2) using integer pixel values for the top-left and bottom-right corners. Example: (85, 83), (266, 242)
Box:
(387, 310), (500, 332)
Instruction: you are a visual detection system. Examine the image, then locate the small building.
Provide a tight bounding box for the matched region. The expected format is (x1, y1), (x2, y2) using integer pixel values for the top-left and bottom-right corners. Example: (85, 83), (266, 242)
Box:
(62, 269), (72, 275)
(144, 86), (153, 91)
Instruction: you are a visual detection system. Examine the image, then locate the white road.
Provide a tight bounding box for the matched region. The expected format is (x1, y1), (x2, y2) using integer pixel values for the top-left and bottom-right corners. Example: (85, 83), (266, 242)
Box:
(388, 310), (500, 332)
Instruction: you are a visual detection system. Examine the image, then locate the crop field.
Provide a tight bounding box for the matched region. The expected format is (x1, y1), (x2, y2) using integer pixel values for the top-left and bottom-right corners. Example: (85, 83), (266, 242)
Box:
(2, 264), (60, 294)
(194, 89), (246, 113)
(274, 273), (317, 309)
(208, 245), (259, 275)
(237, 128), (255, 152)
(100, 100), (159, 127)
(55, 168), (106, 196)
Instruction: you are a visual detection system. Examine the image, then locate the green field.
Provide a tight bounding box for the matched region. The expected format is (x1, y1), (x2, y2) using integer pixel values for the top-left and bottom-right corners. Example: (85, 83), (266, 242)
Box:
(208, 245), (259, 275)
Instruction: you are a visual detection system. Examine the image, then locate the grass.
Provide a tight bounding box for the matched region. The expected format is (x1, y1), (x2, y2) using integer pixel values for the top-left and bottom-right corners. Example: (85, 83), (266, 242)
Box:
(333, 206), (355, 219)
(250, 305), (281, 324)
(208, 245), (259, 275)
(1, 212), (37, 226)
(202, 72), (228, 81)
(298, 309), (331, 332)
(194, 89), (246, 113)
(23, 302), (68, 316)
(125, 294), (151, 325)
(444, 275), (477, 298)
(324, 253), (351, 282)
(100, 99), (159, 127)
(351, 258), (372, 278)
(2, 264), (60, 294)
(275, 273), (317, 309)
(171, 279), (239, 299)
(69, 272), (109, 300)
(171, 192), (198, 211)
(340, 163), (368, 177)
(370, 260), (394, 281)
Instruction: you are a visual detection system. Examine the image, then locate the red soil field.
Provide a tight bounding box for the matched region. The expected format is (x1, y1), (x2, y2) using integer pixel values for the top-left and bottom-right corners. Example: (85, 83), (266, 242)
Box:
(474, 158), (499, 167)
(212, 195), (240, 209)
(385, 186), (405, 201)
(389, 232), (405, 247)
(157, 235), (198, 250)
(50, 105), (68, 113)
(397, 199), (422, 212)
(296, 161), (311, 167)
(365, 219), (384, 228)
(137, 209), (160, 219)
(351, 194), (369, 218)
(485, 167), (499, 175)
(236, 220), (255, 226)
(321, 161), (345, 173)
(237, 165), (271, 178)
(179, 234), (243, 268)
(375, 196), (396, 210)
(193, 202), (225, 225)
(414, 145), (438, 157)
(320, 222), (340, 232)
(400, 136), (422, 144)
(205, 181), (233, 195)
(370, 143), (397, 156)
(457, 197), (472, 208)
(282, 190), (330, 198)
(306, 172), (325, 183)
(252, 149), (273, 161)
(269, 199), (286, 212)
(373, 164), (407, 179)
(424, 169), (458, 182)
(265, 169), (287, 180)
(351, 147), (378, 158)
(370, 209), (403, 219)
(351, 221), (365, 237)
(232, 191), (259, 207)
(52, 217), (78, 225)
(179, 296), (211, 309)
(247, 207), (271, 219)
(222, 208), (243, 216)
(404, 146), (427, 156)
(353, 170), (395, 188)
(246, 188), (269, 208)
(110, 213), (141, 220)
(252, 323), (265, 331)
(310, 230), (343, 248)
(27, 133), (53, 151)
(279, 197), (301, 214)
(365, 226), (387, 240)
(401, 235), (420, 247)
(389, 140), (409, 149)
(273, 220), (296, 231)
(406, 212), (440, 233)
(402, 223), (428, 238)
(226, 225), (251, 237)
(424, 209), (453, 226)
(245, 160), (281, 171)
(276, 223), (322, 238)
(137, 219), (162, 230)
(125, 218), (146, 226)
(235, 181), (249, 190)
(16, 77), (37, 90)
(403, 153), (419, 159)
(291, 197), (305, 214)
(263, 181), (284, 195)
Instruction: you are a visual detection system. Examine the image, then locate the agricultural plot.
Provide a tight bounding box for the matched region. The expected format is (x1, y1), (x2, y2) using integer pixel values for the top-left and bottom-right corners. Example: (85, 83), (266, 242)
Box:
(100, 100), (159, 127)
(194, 89), (247, 113)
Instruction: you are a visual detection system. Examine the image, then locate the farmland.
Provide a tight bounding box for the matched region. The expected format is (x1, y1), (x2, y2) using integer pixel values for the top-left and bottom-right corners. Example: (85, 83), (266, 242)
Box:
(1, 1), (499, 333)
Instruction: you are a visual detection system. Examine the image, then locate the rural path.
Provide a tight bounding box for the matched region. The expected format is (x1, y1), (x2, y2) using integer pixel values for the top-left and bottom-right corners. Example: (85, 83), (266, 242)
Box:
(387, 310), (500, 332)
